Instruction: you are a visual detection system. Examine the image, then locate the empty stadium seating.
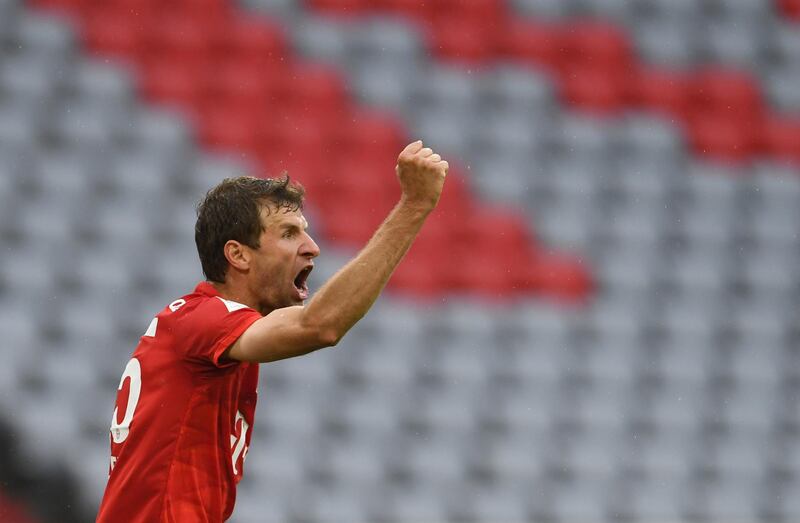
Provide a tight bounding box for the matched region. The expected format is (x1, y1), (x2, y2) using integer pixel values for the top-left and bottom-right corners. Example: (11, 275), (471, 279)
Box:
(0, 0), (799, 521)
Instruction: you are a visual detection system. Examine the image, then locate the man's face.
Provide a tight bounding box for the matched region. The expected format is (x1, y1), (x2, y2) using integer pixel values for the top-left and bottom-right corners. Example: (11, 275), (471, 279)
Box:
(247, 205), (320, 313)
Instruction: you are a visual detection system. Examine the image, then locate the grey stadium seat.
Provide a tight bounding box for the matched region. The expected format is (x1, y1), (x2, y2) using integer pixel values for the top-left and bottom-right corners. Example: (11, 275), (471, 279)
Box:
(12, 11), (75, 58)
(350, 17), (424, 66)
(512, 0), (576, 18)
(351, 60), (415, 111)
(765, 66), (800, 114)
(699, 18), (766, 68)
(632, 18), (700, 66)
(66, 59), (136, 109)
(478, 65), (556, 117)
(292, 16), (353, 67)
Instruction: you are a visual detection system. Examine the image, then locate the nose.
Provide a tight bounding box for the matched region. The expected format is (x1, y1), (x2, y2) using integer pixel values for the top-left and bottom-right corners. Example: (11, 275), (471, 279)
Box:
(301, 232), (321, 259)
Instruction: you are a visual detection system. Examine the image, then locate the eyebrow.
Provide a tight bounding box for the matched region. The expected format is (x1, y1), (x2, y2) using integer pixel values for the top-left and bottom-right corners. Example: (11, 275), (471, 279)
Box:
(279, 220), (309, 231)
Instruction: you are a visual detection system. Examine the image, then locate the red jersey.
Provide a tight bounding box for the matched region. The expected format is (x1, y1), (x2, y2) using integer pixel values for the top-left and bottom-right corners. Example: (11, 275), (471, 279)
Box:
(97, 282), (263, 522)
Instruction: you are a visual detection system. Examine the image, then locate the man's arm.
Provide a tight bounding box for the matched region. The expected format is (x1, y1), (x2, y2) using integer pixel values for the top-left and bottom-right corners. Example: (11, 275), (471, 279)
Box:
(227, 140), (448, 363)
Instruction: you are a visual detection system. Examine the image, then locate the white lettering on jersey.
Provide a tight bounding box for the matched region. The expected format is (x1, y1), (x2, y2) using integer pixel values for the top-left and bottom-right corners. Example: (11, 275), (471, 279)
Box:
(144, 317), (158, 337)
(169, 299), (186, 312)
(230, 410), (249, 475)
(218, 297), (250, 313)
(110, 358), (142, 444)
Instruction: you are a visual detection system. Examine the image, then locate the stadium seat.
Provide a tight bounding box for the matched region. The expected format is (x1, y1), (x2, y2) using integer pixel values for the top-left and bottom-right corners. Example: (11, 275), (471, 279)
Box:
(686, 112), (758, 163)
(350, 17), (423, 65)
(561, 65), (628, 113)
(455, 483), (531, 522)
(498, 20), (565, 72)
(215, 14), (287, 65)
(511, 0), (574, 18)
(628, 68), (692, 119)
(564, 21), (633, 70)
(476, 433), (548, 483)
(689, 69), (762, 117)
(293, 15), (352, 66)
(546, 478), (610, 521)
(769, 21), (800, 66)
(427, 15), (498, 65)
(700, 18), (764, 68)
(777, 0), (800, 21)
(760, 117), (800, 164)
(690, 479), (763, 521)
(632, 18), (699, 66)
(616, 476), (691, 520)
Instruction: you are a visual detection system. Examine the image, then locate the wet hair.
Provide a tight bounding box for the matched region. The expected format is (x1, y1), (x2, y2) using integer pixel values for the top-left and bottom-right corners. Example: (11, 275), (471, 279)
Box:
(195, 175), (305, 283)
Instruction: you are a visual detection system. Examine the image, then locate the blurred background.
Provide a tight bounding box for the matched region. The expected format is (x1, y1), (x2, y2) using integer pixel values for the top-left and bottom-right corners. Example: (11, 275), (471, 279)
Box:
(1, 0), (799, 521)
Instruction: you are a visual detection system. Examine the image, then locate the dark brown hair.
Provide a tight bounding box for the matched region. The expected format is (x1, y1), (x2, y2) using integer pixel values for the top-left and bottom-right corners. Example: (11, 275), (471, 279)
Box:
(195, 175), (305, 283)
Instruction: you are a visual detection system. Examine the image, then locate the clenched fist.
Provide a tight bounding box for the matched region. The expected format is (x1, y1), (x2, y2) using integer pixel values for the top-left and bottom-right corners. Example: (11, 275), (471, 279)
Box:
(396, 140), (449, 211)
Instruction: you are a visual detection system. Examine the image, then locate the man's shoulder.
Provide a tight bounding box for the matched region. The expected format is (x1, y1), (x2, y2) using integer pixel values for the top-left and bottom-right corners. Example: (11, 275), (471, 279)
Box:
(160, 284), (259, 328)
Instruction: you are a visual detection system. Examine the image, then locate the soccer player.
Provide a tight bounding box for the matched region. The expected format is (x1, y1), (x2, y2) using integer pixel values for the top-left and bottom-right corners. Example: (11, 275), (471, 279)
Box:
(96, 141), (448, 522)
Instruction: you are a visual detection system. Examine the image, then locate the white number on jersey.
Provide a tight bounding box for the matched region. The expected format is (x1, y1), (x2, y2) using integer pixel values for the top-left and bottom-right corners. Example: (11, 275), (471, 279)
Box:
(109, 310), (250, 478)
(110, 358), (142, 444)
(230, 410), (250, 475)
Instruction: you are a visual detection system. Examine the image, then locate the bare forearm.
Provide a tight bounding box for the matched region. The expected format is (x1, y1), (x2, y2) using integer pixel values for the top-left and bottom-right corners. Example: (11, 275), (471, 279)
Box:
(302, 199), (430, 342)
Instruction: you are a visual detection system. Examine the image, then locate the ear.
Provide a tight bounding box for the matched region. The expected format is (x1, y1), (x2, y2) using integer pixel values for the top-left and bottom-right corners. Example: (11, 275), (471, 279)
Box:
(223, 240), (251, 273)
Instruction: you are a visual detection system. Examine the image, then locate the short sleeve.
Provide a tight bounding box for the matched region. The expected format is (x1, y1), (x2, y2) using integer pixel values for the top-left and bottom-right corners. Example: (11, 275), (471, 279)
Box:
(171, 296), (262, 368)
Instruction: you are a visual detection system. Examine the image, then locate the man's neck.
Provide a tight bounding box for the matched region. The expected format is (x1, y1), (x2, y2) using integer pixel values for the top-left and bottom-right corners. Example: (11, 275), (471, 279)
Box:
(210, 280), (261, 313)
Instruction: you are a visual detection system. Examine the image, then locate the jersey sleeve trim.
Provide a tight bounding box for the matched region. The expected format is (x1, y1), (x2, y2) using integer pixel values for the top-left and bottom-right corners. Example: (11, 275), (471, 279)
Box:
(209, 312), (261, 368)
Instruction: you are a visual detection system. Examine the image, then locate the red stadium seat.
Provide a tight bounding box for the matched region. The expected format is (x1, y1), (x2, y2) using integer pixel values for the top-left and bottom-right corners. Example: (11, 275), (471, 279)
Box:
(448, 248), (520, 297)
(285, 116), (338, 164)
(93, 0), (158, 8)
(337, 109), (408, 165)
(30, 0), (89, 16)
(777, 0), (800, 20)
(689, 69), (763, 119)
(317, 197), (388, 247)
(139, 59), (206, 113)
(686, 112), (758, 163)
(333, 155), (398, 202)
(307, 0), (371, 15)
(561, 65), (629, 114)
(257, 142), (327, 182)
(498, 20), (565, 72)
(389, 247), (448, 297)
(261, 110), (331, 151)
(196, 104), (262, 154)
(274, 63), (349, 121)
(171, 0), (229, 16)
(436, 0), (506, 20)
(203, 61), (282, 116)
(760, 117), (800, 164)
(427, 16), (498, 65)
(525, 252), (593, 303)
(0, 491), (40, 523)
(380, 0), (433, 24)
(456, 209), (531, 253)
(628, 68), (691, 120)
(143, 12), (215, 64)
(215, 15), (287, 65)
(447, 210), (535, 297)
(563, 21), (633, 71)
(83, 8), (145, 60)
(427, 170), (475, 224)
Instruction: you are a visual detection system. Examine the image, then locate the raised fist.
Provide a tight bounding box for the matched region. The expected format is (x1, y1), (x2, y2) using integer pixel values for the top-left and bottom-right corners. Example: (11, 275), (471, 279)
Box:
(395, 140), (449, 211)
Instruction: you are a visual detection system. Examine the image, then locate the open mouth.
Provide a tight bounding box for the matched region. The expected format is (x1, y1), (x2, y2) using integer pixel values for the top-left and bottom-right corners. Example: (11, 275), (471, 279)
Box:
(293, 265), (313, 300)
